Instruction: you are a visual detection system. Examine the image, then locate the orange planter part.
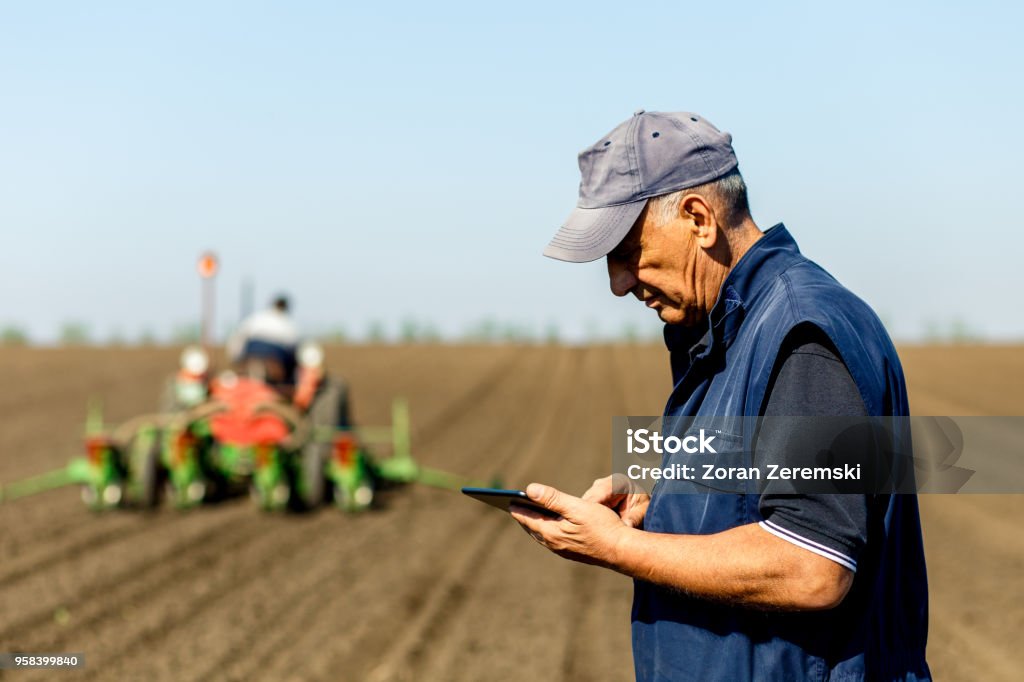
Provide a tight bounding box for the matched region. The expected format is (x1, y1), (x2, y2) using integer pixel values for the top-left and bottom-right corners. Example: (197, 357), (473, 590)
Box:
(209, 378), (290, 446)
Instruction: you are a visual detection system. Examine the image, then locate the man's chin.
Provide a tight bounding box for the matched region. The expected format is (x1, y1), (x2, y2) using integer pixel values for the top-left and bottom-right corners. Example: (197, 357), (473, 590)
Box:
(655, 308), (687, 325)
(657, 307), (702, 327)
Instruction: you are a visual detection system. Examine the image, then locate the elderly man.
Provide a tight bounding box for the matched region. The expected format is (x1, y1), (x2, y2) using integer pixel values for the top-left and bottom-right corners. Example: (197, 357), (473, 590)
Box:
(511, 111), (930, 681)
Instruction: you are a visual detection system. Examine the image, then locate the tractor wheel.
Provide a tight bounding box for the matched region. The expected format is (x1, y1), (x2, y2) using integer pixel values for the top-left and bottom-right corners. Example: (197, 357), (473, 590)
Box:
(138, 440), (162, 509)
(298, 443), (328, 509)
(311, 379), (351, 429)
(335, 382), (351, 429)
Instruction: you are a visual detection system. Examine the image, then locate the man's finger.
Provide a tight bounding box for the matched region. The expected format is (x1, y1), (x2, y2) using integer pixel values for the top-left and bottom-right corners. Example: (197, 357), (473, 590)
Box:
(581, 476), (612, 503)
(510, 504), (554, 534)
(622, 508), (645, 529)
(508, 507), (548, 543)
(609, 472), (635, 495)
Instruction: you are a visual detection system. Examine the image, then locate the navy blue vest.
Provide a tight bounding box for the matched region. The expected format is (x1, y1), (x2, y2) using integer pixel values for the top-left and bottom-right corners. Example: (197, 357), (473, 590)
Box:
(631, 225), (930, 681)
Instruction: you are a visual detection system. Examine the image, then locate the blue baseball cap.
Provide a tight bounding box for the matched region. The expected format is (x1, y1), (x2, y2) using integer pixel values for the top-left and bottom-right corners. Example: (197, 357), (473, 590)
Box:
(544, 110), (738, 263)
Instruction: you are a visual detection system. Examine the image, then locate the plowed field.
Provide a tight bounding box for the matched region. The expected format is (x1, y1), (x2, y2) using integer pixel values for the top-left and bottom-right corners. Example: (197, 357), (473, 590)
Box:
(0, 344), (1020, 681)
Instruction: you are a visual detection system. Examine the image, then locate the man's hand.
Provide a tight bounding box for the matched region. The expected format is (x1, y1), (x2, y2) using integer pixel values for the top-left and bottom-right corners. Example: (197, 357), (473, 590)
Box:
(511, 482), (853, 610)
(510, 483), (634, 568)
(581, 474), (650, 529)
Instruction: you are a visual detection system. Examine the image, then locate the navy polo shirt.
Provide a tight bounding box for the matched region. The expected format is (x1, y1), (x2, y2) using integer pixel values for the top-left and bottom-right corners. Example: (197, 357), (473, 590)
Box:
(631, 225), (930, 681)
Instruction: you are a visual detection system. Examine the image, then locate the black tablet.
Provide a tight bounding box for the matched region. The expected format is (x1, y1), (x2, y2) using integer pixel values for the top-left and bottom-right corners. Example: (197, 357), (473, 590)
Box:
(461, 487), (560, 517)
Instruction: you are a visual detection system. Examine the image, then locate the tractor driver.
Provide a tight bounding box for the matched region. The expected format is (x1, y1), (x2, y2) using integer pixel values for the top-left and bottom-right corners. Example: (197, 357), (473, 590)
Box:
(226, 294), (301, 387)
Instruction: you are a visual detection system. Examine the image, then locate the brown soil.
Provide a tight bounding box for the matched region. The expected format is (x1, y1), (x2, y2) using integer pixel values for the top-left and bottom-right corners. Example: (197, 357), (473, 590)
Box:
(0, 344), (1019, 681)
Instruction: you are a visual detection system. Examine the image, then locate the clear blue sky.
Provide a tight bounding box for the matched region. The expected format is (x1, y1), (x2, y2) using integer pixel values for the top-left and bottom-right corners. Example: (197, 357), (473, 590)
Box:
(2, 1), (1021, 343)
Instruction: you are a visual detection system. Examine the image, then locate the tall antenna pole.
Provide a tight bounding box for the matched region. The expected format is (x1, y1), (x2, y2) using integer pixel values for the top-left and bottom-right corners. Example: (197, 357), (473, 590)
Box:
(197, 251), (219, 349)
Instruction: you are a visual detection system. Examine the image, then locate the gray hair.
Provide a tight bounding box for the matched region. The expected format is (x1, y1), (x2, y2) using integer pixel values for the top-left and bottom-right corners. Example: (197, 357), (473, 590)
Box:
(648, 169), (751, 229)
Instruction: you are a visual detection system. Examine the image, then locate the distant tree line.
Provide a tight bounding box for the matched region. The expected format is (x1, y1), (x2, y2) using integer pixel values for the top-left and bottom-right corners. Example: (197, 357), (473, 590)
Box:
(321, 318), (664, 345)
(0, 317), (996, 347)
(0, 321), (202, 347)
(0, 318), (663, 346)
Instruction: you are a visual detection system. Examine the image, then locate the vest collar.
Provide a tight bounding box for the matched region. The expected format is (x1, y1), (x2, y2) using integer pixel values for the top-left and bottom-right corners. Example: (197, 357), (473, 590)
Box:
(664, 223), (803, 357)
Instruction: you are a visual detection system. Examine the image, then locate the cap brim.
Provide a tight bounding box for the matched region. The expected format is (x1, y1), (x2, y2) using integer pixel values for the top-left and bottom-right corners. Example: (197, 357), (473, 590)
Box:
(543, 199), (647, 263)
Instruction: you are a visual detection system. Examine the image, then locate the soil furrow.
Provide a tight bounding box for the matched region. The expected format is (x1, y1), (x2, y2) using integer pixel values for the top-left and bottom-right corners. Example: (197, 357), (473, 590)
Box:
(0, 505), (258, 648)
(249, 348), (563, 680)
(365, 349), (584, 680)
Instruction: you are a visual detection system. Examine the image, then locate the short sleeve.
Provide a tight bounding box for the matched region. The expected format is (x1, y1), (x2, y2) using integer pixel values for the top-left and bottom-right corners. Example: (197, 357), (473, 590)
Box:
(756, 325), (871, 573)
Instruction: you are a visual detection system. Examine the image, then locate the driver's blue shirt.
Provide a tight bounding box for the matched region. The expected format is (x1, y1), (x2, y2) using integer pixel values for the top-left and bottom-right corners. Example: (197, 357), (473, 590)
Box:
(630, 224), (930, 681)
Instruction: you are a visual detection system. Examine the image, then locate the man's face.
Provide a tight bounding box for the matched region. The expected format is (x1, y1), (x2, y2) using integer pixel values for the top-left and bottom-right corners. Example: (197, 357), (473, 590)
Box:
(605, 204), (712, 327)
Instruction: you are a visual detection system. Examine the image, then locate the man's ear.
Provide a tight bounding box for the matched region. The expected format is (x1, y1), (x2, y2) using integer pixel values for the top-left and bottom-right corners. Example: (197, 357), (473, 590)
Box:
(681, 194), (718, 249)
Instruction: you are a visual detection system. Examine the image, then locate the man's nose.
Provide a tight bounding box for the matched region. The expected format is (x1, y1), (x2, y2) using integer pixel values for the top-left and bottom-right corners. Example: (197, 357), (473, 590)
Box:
(608, 264), (638, 297)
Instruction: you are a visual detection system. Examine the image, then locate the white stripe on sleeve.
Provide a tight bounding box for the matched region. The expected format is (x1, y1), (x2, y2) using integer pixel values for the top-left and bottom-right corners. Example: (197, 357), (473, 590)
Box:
(759, 519), (857, 573)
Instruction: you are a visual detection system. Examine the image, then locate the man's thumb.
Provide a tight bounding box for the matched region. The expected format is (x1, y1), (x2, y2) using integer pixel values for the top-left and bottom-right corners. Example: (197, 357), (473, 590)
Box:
(526, 483), (573, 515)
